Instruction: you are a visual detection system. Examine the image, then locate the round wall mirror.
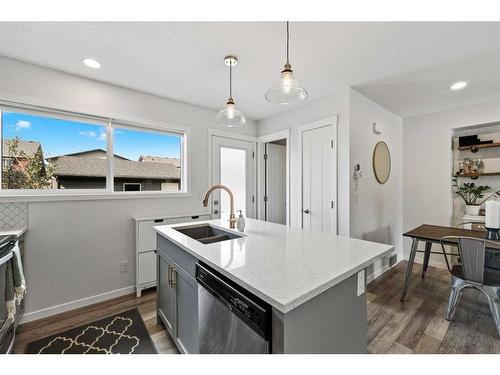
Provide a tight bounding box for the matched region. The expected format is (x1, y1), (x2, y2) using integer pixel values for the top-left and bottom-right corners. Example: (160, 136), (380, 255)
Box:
(373, 141), (391, 184)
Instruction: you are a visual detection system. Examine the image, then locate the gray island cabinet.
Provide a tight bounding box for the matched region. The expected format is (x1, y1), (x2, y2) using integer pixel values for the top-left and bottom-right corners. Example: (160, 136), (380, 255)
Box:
(155, 218), (394, 354)
(157, 235), (199, 354)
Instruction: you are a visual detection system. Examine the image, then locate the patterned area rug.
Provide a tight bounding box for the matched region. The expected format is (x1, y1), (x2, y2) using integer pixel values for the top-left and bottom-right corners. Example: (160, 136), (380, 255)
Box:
(24, 308), (157, 354)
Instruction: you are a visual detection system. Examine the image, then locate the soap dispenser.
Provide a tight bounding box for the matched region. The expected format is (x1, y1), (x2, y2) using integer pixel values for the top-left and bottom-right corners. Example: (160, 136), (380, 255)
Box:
(236, 210), (245, 232)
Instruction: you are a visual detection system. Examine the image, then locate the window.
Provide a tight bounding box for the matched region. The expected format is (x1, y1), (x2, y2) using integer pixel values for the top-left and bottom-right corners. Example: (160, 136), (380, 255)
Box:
(0, 105), (187, 196)
(113, 126), (182, 192)
(123, 183), (141, 191)
(220, 147), (247, 217)
(1, 110), (106, 190)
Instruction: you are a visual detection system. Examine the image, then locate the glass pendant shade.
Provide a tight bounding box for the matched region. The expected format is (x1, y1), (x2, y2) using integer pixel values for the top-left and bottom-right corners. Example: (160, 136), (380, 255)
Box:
(215, 99), (246, 127)
(265, 67), (308, 104)
(215, 55), (246, 127)
(266, 22), (308, 105)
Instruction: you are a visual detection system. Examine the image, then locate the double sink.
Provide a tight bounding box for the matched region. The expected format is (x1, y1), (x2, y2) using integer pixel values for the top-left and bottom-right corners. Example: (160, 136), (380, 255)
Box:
(174, 224), (242, 244)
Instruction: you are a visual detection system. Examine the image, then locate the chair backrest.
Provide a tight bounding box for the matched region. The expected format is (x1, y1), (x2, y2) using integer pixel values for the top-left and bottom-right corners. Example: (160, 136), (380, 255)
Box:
(440, 236), (490, 284)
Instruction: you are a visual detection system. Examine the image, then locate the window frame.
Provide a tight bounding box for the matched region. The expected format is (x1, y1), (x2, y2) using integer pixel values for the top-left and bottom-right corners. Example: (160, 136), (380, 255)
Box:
(0, 102), (190, 202)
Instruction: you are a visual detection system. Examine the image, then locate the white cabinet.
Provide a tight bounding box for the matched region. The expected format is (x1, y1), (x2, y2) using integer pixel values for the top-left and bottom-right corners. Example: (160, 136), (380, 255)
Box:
(137, 251), (156, 285)
(138, 221), (159, 253)
(134, 213), (211, 297)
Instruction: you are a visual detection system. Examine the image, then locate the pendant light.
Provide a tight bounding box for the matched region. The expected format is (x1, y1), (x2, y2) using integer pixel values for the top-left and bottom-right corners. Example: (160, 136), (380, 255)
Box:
(265, 21), (308, 105)
(215, 56), (246, 127)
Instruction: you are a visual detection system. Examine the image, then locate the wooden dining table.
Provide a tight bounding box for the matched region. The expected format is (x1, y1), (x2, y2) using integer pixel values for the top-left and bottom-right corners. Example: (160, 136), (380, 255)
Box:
(400, 224), (500, 302)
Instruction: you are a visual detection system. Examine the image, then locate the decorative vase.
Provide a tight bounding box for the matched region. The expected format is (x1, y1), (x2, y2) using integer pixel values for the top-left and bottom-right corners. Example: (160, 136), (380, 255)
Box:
(465, 205), (481, 216)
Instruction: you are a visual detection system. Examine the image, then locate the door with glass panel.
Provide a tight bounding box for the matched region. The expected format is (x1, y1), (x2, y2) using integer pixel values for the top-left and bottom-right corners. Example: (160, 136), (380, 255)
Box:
(211, 136), (255, 221)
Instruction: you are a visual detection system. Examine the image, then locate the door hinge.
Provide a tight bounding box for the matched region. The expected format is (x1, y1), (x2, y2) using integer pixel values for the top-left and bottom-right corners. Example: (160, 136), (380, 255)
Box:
(264, 196), (268, 202)
(263, 153), (268, 160)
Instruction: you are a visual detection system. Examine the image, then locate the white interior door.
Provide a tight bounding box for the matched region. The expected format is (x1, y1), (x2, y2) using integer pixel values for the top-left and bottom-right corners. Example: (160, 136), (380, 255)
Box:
(211, 136), (255, 220)
(301, 125), (336, 233)
(265, 143), (286, 224)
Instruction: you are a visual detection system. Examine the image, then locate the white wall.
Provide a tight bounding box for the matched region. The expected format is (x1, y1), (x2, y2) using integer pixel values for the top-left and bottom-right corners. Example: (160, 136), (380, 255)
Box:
(403, 98), (500, 267)
(257, 89), (351, 235)
(257, 89), (404, 283)
(349, 89), (402, 280)
(0, 57), (257, 320)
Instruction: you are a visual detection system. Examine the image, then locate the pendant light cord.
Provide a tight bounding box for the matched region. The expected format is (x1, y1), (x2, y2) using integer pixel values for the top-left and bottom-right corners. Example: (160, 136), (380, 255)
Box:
(286, 21), (290, 65)
(229, 61), (232, 99)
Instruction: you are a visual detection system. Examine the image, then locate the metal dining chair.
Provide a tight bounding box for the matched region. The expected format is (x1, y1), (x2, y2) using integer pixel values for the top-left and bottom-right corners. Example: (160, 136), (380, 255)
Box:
(440, 236), (500, 336)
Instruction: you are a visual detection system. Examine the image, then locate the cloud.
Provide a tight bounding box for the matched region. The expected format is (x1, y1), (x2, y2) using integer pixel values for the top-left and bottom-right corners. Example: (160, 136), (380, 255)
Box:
(15, 120), (31, 131)
(78, 130), (97, 137)
(99, 132), (107, 141)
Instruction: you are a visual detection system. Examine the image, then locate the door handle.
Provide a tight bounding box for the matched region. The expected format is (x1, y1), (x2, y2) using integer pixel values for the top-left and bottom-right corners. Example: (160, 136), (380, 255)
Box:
(303, 209), (310, 214)
(167, 265), (172, 287)
(171, 267), (177, 288)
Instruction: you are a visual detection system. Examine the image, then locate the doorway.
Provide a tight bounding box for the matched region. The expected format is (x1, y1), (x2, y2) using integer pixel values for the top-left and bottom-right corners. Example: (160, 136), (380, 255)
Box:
(264, 139), (287, 224)
(211, 135), (256, 220)
(257, 129), (290, 225)
(300, 121), (337, 234)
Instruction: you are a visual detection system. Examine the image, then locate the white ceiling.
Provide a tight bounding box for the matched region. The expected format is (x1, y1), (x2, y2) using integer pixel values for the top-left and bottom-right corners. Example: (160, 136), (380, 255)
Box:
(354, 51), (500, 118)
(0, 22), (499, 120)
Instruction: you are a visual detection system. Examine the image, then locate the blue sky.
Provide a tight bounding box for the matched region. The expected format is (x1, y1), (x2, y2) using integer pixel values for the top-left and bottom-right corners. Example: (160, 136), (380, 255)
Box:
(2, 111), (181, 160)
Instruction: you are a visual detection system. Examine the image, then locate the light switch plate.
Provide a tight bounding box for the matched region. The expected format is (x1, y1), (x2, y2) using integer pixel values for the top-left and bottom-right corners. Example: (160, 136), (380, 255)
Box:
(357, 270), (365, 296)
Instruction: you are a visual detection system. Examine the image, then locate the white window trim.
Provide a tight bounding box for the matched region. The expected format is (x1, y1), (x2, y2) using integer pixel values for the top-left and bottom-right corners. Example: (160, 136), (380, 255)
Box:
(0, 101), (191, 202)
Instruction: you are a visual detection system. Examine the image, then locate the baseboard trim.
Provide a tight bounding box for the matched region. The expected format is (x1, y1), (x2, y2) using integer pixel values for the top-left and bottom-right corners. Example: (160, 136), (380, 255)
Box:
(366, 261), (398, 284)
(20, 285), (136, 324)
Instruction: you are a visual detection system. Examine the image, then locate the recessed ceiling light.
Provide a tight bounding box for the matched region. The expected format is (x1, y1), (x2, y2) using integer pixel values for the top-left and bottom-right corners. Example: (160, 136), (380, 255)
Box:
(450, 81), (468, 91)
(82, 58), (101, 69)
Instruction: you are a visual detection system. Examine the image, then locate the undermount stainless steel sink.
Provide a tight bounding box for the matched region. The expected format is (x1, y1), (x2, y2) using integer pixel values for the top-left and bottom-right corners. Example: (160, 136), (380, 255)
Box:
(174, 224), (242, 244)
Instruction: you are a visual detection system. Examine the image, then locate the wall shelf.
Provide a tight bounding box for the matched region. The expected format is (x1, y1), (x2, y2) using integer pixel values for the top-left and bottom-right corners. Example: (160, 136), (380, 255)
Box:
(458, 142), (500, 152)
(456, 172), (500, 179)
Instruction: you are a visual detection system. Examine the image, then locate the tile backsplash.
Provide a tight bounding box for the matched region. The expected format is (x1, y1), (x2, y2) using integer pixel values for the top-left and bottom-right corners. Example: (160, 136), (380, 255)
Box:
(0, 202), (28, 230)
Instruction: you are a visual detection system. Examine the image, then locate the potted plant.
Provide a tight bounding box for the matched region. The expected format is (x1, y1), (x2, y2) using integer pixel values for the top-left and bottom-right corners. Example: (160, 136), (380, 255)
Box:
(452, 172), (500, 215)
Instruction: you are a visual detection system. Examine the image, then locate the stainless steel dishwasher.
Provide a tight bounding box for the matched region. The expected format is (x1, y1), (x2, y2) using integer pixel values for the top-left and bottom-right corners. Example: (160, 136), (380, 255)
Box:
(196, 263), (272, 354)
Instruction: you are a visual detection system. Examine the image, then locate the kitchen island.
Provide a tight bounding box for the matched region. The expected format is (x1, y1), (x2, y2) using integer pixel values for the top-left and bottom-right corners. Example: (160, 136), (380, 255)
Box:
(154, 218), (393, 354)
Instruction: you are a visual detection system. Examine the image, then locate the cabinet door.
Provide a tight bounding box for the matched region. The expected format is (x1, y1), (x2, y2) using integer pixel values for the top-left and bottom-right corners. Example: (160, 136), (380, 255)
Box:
(157, 253), (176, 337)
(138, 251), (156, 285)
(138, 221), (158, 253)
(172, 266), (199, 354)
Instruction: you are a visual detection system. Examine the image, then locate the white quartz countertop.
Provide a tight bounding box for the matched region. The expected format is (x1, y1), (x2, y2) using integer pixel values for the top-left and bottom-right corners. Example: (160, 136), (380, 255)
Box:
(154, 219), (394, 313)
(0, 226), (28, 237)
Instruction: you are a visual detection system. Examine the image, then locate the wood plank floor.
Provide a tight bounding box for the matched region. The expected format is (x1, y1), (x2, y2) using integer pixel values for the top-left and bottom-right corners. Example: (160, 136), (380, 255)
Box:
(367, 261), (500, 353)
(13, 261), (500, 354)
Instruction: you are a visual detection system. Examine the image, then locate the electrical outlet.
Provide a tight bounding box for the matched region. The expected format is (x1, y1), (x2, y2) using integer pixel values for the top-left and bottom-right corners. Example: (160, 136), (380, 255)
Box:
(120, 260), (128, 273)
(357, 270), (365, 296)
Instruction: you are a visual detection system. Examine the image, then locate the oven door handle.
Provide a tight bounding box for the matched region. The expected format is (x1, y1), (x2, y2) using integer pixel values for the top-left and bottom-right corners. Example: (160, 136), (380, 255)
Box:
(0, 251), (12, 267)
(0, 315), (14, 347)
